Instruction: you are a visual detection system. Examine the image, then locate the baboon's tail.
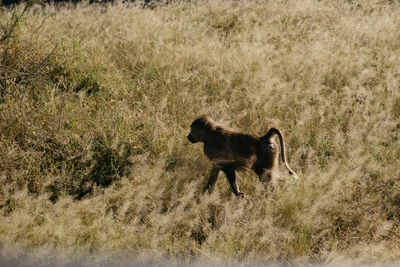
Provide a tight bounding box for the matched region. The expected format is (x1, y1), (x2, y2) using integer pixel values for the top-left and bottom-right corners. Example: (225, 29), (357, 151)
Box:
(262, 128), (299, 179)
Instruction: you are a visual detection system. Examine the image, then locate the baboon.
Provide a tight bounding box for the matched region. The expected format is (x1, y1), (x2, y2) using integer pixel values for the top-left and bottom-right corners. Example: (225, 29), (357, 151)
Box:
(187, 116), (298, 196)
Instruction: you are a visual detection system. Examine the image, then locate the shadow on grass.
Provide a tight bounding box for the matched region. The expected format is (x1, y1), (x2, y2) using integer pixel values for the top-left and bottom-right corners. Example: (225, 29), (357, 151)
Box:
(48, 135), (133, 202)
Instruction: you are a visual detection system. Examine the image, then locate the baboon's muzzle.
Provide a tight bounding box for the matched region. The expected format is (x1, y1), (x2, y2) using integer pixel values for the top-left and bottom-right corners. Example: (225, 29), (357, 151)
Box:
(187, 134), (196, 143)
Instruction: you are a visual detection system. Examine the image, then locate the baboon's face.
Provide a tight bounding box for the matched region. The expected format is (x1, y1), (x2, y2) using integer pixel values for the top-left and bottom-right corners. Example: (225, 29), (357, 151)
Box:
(187, 118), (208, 143)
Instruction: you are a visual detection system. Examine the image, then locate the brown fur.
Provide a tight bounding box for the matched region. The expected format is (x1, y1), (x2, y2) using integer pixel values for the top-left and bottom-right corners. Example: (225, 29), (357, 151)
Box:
(187, 116), (298, 196)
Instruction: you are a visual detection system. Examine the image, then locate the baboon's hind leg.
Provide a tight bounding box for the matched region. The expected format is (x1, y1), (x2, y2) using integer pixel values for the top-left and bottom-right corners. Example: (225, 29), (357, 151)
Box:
(257, 169), (275, 192)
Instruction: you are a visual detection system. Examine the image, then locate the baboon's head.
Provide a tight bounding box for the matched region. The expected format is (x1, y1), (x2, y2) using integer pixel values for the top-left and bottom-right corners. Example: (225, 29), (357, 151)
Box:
(187, 116), (213, 144)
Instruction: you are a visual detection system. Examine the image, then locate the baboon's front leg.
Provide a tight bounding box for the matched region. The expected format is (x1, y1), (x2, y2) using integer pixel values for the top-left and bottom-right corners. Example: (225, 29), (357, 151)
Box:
(203, 167), (220, 193)
(222, 167), (244, 197)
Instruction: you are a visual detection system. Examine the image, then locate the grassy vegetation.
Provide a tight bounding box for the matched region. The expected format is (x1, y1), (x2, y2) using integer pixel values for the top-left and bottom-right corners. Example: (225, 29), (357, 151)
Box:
(1, 0), (400, 263)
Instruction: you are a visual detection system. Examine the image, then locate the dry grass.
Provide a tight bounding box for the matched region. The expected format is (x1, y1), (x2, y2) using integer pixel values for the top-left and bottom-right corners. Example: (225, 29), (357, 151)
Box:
(1, 0), (400, 263)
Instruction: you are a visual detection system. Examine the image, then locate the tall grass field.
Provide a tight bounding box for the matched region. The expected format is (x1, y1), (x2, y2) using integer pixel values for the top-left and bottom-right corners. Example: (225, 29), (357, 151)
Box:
(1, 0), (400, 264)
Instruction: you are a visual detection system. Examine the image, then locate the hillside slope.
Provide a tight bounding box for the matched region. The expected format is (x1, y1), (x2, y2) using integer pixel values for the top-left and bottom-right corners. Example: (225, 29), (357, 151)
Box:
(1, 0), (400, 263)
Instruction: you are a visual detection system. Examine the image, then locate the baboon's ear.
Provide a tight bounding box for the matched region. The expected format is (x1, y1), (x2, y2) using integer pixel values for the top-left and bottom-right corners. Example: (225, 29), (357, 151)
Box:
(191, 119), (205, 129)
